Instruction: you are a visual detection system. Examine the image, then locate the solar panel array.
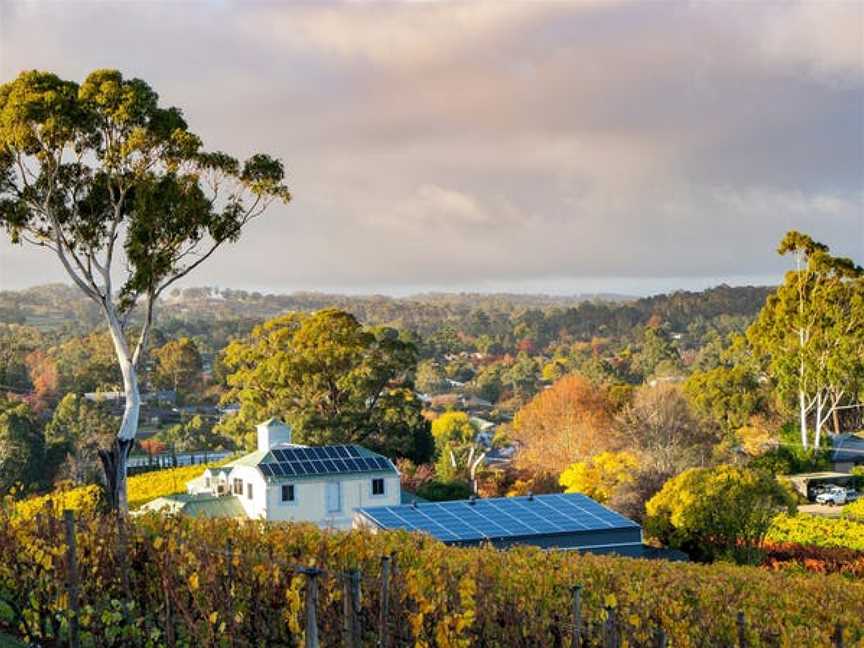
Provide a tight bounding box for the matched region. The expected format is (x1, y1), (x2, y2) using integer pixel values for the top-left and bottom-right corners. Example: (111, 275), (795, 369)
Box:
(358, 493), (639, 543)
(259, 445), (394, 478)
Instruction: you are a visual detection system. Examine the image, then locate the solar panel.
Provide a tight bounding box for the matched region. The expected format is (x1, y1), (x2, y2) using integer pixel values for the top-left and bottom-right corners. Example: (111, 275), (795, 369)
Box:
(259, 444), (395, 479)
(358, 493), (642, 546)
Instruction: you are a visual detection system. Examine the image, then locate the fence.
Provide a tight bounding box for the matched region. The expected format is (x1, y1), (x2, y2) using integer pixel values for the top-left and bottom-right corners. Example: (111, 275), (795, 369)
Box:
(3, 508), (859, 648)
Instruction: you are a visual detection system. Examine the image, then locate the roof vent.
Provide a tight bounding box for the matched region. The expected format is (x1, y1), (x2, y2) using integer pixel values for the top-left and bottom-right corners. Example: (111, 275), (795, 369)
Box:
(412, 498), (418, 508)
(527, 491), (534, 501)
(469, 495), (476, 505)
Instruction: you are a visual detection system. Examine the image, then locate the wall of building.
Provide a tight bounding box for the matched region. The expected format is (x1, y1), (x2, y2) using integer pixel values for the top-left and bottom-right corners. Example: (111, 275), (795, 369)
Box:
(229, 465), (269, 519)
(265, 473), (400, 529)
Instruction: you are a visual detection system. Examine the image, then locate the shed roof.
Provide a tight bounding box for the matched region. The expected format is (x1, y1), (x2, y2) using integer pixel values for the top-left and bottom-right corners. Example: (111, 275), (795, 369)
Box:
(357, 493), (642, 550)
(139, 494), (246, 518)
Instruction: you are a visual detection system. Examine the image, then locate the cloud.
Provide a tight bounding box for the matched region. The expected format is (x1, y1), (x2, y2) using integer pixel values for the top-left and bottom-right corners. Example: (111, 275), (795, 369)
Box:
(0, 0), (861, 293)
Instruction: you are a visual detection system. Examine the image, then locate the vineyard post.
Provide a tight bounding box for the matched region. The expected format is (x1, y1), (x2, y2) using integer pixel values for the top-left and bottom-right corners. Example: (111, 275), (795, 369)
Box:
(603, 605), (619, 648)
(736, 612), (748, 648)
(161, 547), (176, 647)
(115, 513), (132, 622)
(342, 569), (362, 648)
(63, 510), (81, 648)
(226, 540), (235, 647)
(833, 624), (844, 648)
(570, 584), (582, 648)
(378, 555), (392, 648)
(301, 567), (322, 648)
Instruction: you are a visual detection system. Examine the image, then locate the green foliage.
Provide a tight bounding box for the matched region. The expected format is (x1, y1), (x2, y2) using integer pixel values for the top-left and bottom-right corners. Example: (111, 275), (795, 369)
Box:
(431, 412), (481, 482)
(44, 394), (117, 484)
(747, 231), (864, 449)
(685, 363), (765, 433)
(150, 337), (203, 398)
(0, 398), (44, 494)
(159, 415), (232, 453)
(414, 359), (448, 394)
(415, 479), (473, 502)
(559, 451), (639, 503)
(218, 309), (433, 462)
(645, 465), (796, 564)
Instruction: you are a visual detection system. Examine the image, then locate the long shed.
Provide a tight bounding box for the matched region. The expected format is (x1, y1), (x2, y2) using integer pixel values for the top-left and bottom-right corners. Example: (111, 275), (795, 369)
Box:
(355, 493), (645, 556)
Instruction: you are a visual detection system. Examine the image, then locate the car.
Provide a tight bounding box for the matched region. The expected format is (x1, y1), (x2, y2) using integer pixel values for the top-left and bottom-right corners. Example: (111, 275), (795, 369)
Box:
(816, 487), (848, 506)
(845, 489), (859, 502)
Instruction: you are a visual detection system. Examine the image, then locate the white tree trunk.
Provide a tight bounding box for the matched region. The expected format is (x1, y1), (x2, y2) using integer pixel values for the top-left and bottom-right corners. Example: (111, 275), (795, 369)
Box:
(104, 306), (142, 515)
(799, 390), (809, 450)
(814, 395), (823, 451)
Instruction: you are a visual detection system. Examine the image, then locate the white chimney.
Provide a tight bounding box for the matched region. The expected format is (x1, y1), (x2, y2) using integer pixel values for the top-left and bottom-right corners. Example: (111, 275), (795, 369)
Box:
(257, 418), (292, 452)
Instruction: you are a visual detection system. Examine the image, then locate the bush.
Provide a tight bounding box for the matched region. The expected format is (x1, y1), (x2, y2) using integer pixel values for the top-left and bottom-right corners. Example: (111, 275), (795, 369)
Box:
(0, 507), (862, 647)
(843, 497), (864, 522)
(645, 465), (796, 564)
(415, 479), (473, 502)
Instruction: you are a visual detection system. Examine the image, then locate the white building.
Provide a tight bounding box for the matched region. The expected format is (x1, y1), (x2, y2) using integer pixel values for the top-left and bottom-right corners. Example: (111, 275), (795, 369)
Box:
(145, 418), (401, 528)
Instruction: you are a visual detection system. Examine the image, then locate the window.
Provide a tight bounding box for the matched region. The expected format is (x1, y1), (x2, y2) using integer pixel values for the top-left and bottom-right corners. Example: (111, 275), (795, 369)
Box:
(247, 483), (254, 500)
(326, 482), (341, 513)
(233, 478), (243, 495)
(372, 478), (385, 496)
(281, 484), (295, 503)
(204, 477), (211, 489)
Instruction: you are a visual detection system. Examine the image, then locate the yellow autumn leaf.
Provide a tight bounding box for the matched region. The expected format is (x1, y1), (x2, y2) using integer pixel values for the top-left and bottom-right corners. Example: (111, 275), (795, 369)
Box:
(604, 593), (617, 608)
(188, 573), (199, 591)
(209, 611), (218, 624)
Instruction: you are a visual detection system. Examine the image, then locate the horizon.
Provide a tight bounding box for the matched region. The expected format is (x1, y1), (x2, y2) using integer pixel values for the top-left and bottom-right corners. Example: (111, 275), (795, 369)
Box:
(1, 1), (862, 295)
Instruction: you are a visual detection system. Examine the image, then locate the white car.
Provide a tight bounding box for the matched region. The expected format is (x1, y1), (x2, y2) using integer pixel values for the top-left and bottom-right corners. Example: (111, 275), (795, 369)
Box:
(816, 487), (848, 506)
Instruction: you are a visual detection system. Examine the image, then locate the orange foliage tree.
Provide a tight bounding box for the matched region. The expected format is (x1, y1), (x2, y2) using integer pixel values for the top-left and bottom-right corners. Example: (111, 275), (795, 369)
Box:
(511, 374), (615, 476)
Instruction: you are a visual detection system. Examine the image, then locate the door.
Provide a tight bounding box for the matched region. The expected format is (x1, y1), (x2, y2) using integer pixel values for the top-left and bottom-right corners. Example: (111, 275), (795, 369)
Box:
(326, 482), (341, 513)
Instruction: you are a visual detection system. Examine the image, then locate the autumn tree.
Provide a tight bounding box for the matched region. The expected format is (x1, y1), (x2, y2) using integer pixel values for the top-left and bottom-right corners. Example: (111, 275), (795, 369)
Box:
(559, 450), (639, 503)
(219, 309), (433, 461)
(0, 70), (289, 511)
(151, 337), (203, 398)
(511, 374), (614, 475)
(615, 383), (715, 474)
(748, 231), (864, 450)
(645, 465), (795, 564)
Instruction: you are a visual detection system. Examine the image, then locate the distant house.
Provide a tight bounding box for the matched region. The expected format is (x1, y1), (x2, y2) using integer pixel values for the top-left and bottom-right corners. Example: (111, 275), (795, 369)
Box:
(831, 433), (864, 473)
(146, 419), (401, 528)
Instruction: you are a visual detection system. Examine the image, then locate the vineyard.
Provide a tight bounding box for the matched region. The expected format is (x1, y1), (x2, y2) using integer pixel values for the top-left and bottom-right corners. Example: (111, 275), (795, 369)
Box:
(766, 513), (864, 552)
(1, 503), (862, 648)
(11, 463), (228, 519)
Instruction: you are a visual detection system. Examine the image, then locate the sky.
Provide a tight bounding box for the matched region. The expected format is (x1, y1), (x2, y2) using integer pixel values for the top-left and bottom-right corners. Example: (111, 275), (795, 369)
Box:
(0, 0), (862, 297)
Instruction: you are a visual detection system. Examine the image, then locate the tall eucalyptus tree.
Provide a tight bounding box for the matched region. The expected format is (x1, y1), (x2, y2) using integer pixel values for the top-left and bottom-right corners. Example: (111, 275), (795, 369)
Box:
(0, 69), (290, 510)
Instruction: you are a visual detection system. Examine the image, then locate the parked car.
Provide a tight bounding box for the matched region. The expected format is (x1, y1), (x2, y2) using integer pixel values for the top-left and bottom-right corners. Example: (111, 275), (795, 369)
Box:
(816, 486), (848, 506)
(845, 489), (859, 502)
